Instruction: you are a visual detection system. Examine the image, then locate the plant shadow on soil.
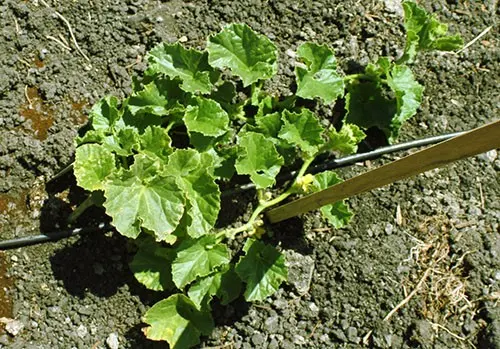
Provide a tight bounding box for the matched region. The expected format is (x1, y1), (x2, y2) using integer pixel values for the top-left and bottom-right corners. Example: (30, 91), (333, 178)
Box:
(39, 170), (315, 346)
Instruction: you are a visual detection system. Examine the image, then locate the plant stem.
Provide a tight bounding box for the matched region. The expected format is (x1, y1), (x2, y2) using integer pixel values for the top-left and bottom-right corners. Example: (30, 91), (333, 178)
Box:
(216, 156), (316, 241)
(343, 73), (373, 83)
(67, 191), (104, 224)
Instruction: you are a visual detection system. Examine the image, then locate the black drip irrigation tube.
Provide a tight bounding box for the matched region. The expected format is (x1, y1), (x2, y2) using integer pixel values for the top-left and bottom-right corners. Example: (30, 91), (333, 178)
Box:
(0, 131), (464, 250)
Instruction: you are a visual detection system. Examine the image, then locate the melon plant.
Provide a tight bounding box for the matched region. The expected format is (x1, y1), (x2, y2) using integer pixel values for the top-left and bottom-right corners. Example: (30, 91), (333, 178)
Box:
(72, 2), (462, 347)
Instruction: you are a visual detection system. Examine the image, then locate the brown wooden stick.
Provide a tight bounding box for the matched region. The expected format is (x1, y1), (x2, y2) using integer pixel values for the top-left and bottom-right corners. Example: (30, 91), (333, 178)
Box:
(266, 120), (500, 223)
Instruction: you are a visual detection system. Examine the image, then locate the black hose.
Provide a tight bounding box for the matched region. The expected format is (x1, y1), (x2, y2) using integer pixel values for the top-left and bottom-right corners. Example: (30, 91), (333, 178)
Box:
(1, 131), (464, 250)
(221, 131), (465, 196)
(0, 223), (113, 250)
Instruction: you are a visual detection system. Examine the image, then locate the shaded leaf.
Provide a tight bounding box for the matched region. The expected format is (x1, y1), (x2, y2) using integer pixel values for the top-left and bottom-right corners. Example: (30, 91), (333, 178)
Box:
(130, 239), (176, 291)
(187, 265), (242, 310)
(235, 239), (287, 302)
(89, 96), (121, 131)
(345, 80), (396, 138)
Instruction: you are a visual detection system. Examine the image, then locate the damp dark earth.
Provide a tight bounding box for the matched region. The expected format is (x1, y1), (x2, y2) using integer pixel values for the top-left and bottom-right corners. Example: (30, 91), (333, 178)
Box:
(0, 0), (499, 348)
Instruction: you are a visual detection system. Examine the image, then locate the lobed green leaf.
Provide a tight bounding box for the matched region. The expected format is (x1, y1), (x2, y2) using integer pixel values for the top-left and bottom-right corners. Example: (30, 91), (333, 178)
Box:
(184, 97), (230, 137)
(166, 149), (220, 238)
(312, 171), (353, 228)
(295, 42), (344, 103)
(172, 235), (231, 289)
(325, 123), (366, 156)
(278, 109), (325, 157)
(103, 155), (185, 239)
(235, 132), (284, 189)
(142, 294), (214, 348)
(207, 23), (278, 86)
(147, 43), (218, 94)
(130, 238), (176, 291)
(74, 144), (115, 191)
(386, 64), (424, 142)
(401, 1), (463, 63)
(235, 239), (287, 302)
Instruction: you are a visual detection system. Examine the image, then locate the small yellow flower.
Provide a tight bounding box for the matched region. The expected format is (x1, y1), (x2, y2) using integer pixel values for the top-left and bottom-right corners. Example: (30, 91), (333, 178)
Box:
(296, 173), (315, 193)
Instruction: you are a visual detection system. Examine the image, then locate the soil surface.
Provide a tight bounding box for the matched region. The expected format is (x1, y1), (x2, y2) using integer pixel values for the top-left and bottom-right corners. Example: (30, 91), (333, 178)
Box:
(0, 0), (499, 348)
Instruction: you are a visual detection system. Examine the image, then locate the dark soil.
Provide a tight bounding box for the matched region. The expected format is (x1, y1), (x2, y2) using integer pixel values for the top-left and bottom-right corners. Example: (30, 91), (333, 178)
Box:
(0, 0), (498, 348)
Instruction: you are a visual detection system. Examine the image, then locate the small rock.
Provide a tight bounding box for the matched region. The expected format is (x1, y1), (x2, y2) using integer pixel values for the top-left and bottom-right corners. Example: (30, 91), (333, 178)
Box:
(383, 0), (403, 16)
(178, 36), (188, 42)
(10, 255), (18, 262)
(284, 250), (315, 294)
(478, 149), (497, 163)
(106, 333), (119, 349)
(4, 319), (24, 336)
(264, 315), (280, 333)
(268, 337), (279, 349)
(76, 324), (88, 338)
(320, 333), (330, 342)
(293, 334), (306, 345)
(308, 302), (319, 313)
(332, 329), (347, 342)
(251, 332), (265, 346)
(347, 327), (359, 343)
(385, 223), (394, 235)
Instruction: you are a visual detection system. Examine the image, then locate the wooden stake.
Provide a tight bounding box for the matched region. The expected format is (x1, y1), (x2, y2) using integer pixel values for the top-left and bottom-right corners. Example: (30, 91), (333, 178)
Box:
(266, 120), (500, 223)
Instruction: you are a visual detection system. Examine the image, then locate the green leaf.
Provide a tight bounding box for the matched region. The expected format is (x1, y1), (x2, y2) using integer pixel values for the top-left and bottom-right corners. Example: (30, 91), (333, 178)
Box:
(187, 271), (222, 310)
(278, 109), (325, 156)
(142, 294), (214, 348)
(325, 124), (366, 156)
(345, 80), (397, 139)
(122, 107), (163, 133)
(139, 126), (173, 161)
(217, 266), (243, 305)
(235, 239), (287, 302)
(184, 97), (229, 137)
(207, 23), (278, 86)
(116, 127), (140, 155)
(103, 155), (185, 239)
(187, 265), (242, 310)
(235, 132), (284, 189)
(130, 239), (176, 291)
(89, 96), (121, 131)
(147, 42), (218, 94)
(74, 144), (115, 191)
(127, 81), (169, 116)
(166, 149), (220, 238)
(401, 1), (463, 63)
(172, 236), (231, 289)
(295, 42), (344, 103)
(386, 64), (424, 142)
(255, 111), (282, 138)
(312, 171), (353, 228)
